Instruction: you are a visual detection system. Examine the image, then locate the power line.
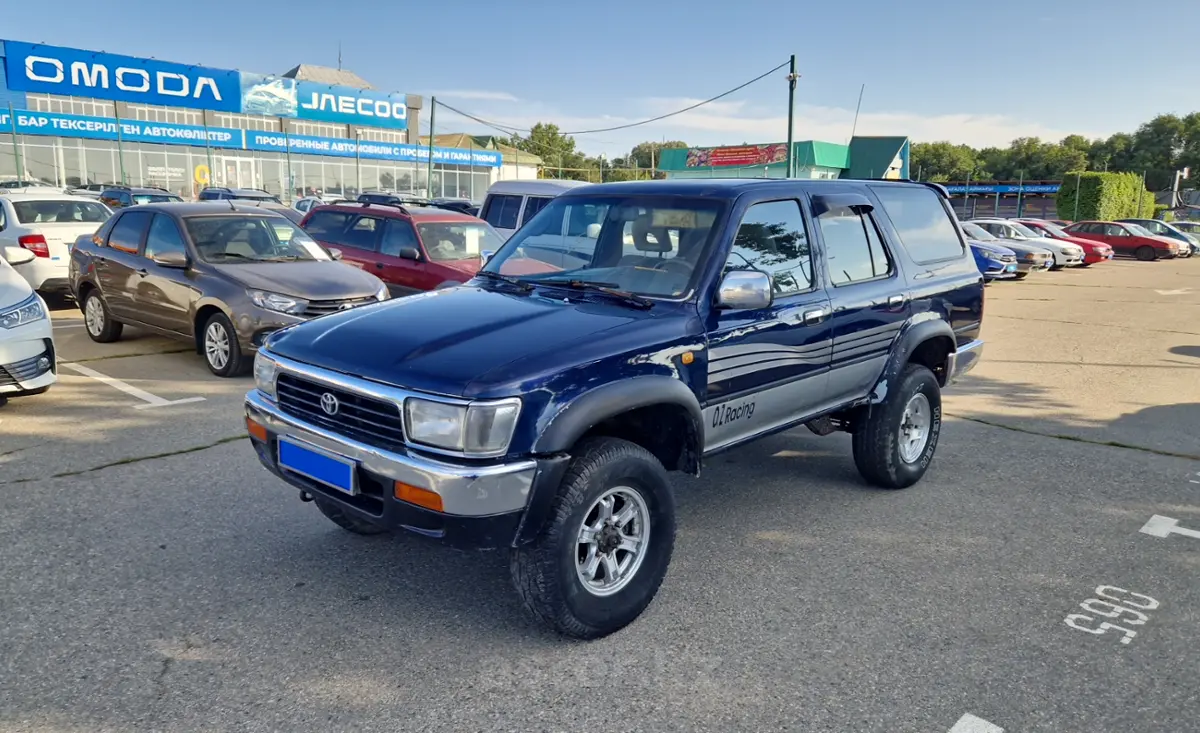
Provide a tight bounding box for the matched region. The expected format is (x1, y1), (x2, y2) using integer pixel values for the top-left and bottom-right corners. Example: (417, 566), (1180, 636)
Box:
(433, 58), (791, 139)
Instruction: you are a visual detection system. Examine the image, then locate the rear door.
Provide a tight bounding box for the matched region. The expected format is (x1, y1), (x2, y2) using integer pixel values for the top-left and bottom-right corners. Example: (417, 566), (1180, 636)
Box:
(816, 191), (911, 406)
(301, 209), (370, 267)
(704, 198), (832, 453)
(98, 210), (153, 320)
(136, 214), (195, 334)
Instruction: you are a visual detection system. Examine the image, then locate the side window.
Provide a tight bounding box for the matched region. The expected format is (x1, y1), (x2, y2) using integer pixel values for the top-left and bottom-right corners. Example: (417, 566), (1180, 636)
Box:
(818, 206), (893, 287)
(0, 204), (6, 230)
(106, 211), (152, 253)
(341, 216), (383, 251)
(521, 196), (553, 226)
(482, 194), (522, 230)
(726, 200), (813, 295)
(145, 215), (187, 259)
(1108, 225), (1130, 237)
(380, 220), (419, 257)
(870, 186), (964, 263)
(302, 211), (354, 242)
(119, 192), (133, 207)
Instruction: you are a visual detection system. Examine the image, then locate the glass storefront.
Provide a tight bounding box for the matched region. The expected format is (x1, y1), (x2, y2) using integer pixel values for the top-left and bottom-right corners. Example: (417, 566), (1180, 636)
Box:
(0, 134), (498, 202)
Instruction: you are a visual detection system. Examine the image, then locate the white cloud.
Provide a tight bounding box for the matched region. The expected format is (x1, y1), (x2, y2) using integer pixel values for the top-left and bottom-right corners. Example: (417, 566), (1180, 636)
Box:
(434, 89), (520, 102)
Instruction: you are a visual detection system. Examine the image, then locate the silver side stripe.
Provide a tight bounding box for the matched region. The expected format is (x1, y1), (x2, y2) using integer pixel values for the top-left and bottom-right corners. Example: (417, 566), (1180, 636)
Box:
(832, 321), (903, 345)
(708, 355), (828, 383)
(709, 340), (832, 362)
(832, 334), (896, 358)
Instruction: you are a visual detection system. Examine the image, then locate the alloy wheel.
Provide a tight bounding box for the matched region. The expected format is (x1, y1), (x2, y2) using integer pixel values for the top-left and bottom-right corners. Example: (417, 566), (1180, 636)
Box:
(575, 486), (651, 597)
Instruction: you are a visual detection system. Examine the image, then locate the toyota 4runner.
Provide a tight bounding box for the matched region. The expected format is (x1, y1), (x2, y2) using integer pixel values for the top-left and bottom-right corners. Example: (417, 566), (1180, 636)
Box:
(245, 179), (985, 639)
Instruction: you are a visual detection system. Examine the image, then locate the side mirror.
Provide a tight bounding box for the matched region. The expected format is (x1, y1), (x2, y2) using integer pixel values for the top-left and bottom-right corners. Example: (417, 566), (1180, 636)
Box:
(151, 250), (189, 269)
(716, 270), (773, 310)
(2, 246), (36, 266)
(328, 247), (344, 261)
(480, 249), (495, 267)
(398, 246), (421, 261)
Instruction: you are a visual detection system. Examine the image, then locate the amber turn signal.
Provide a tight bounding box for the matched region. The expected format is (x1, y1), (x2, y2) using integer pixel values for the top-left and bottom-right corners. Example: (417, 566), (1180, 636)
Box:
(680, 351), (694, 365)
(246, 417), (268, 442)
(394, 481), (444, 513)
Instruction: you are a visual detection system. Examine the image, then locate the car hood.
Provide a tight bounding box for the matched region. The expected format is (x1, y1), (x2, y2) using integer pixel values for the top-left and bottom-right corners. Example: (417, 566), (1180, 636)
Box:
(437, 257), (482, 276)
(1055, 234), (1107, 250)
(265, 284), (652, 396)
(0, 259), (35, 308)
(994, 238), (1053, 255)
(209, 261), (382, 300)
(967, 239), (1015, 255)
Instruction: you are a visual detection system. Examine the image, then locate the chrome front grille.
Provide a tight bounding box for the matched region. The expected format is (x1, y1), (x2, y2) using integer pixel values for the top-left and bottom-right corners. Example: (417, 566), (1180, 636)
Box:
(275, 373), (406, 451)
(304, 296), (377, 317)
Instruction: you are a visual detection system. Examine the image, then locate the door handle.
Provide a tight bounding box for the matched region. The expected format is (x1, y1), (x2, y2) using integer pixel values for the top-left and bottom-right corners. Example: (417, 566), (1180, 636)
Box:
(374, 262), (385, 270)
(801, 307), (827, 325)
(888, 294), (907, 307)
(135, 268), (148, 277)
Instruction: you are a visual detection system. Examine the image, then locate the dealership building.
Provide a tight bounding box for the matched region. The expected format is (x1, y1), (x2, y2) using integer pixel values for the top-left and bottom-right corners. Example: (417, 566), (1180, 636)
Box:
(0, 39), (533, 201)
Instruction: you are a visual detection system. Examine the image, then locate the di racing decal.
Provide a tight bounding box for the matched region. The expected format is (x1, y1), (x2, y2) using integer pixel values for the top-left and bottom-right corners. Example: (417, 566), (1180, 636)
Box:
(712, 400), (756, 428)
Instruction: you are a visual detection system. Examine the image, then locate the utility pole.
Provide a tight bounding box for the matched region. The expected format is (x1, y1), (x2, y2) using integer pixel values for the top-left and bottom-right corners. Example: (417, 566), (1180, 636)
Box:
(785, 55), (798, 179)
(1015, 171), (1024, 217)
(1073, 171), (1082, 222)
(849, 83), (865, 142)
(426, 96), (436, 197)
(6, 103), (23, 181)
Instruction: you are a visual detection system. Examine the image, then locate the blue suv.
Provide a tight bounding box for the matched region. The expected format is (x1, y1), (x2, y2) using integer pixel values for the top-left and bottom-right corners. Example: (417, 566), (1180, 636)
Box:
(245, 178), (985, 638)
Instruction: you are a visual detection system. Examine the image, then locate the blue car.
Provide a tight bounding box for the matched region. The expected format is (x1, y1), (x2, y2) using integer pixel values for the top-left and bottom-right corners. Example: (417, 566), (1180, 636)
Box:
(968, 239), (1018, 281)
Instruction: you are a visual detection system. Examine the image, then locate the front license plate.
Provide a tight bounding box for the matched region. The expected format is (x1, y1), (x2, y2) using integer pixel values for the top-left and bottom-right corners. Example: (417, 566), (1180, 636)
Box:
(278, 437), (356, 495)
(1006, 264), (1017, 272)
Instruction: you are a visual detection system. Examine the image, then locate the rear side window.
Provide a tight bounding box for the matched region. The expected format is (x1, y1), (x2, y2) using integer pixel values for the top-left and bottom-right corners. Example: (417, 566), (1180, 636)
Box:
(341, 215), (383, 251)
(870, 185), (965, 263)
(107, 211), (153, 253)
(521, 196), (553, 226)
(482, 194), (522, 230)
(302, 211), (354, 242)
(818, 206), (893, 286)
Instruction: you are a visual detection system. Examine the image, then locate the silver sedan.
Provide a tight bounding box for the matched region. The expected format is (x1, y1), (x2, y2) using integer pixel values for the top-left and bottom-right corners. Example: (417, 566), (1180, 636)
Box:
(969, 218), (1085, 269)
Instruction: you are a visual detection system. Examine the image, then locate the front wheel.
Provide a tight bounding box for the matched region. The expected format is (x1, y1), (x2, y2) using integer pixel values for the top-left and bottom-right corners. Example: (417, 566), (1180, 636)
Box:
(510, 437), (676, 639)
(202, 312), (247, 377)
(852, 364), (943, 489)
(1136, 245), (1157, 262)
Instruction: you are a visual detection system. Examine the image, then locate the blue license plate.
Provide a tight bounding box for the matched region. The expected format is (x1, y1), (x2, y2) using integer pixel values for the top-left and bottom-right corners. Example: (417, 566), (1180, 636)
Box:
(1006, 264), (1017, 272)
(278, 438), (356, 495)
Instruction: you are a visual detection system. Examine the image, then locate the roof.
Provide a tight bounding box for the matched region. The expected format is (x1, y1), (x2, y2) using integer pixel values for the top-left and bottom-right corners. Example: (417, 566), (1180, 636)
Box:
(315, 202), (480, 222)
(560, 178), (937, 199)
(280, 64), (375, 90)
(485, 179), (589, 196)
(0, 192), (99, 201)
(130, 202), (295, 217)
(845, 136), (910, 179)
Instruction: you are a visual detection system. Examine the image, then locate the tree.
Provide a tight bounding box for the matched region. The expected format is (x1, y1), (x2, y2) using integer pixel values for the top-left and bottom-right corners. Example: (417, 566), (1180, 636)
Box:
(628, 140), (688, 170)
(910, 142), (982, 181)
(511, 123), (592, 180)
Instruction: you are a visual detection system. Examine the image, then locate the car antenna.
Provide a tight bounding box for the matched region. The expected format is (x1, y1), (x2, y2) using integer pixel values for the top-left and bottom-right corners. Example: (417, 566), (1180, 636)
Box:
(228, 198), (236, 211)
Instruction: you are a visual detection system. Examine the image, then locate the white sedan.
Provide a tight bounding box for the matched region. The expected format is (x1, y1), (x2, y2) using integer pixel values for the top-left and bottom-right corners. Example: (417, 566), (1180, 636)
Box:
(0, 193), (112, 295)
(0, 246), (56, 404)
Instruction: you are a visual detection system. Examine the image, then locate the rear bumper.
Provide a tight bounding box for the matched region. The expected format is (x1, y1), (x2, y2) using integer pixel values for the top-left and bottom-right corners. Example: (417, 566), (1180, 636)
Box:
(244, 389), (566, 549)
(946, 340), (983, 384)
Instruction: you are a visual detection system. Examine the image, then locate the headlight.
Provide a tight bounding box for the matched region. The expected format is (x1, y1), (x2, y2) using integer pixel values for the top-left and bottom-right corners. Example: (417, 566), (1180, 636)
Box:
(984, 251), (1006, 261)
(375, 283), (389, 302)
(254, 351), (279, 399)
(0, 293), (46, 330)
(404, 397), (521, 457)
(248, 289), (308, 315)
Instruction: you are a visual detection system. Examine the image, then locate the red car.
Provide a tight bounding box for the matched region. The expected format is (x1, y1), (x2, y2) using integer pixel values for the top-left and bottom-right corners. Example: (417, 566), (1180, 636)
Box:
(1018, 219), (1113, 266)
(299, 202), (509, 295)
(1062, 220), (1180, 261)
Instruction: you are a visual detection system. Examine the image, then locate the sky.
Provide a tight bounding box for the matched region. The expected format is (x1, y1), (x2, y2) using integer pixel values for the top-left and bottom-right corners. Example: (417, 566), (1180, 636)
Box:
(5, 0), (1196, 157)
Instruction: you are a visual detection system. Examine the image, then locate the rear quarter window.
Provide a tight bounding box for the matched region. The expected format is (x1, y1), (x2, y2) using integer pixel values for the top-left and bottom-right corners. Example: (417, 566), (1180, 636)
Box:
(302, 210), (354, 242)
(482, 194), (522, 230)
(870, 185), (966, 264)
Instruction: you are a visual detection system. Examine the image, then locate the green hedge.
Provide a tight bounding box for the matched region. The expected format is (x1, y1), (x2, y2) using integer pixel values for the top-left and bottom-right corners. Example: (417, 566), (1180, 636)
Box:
(1055, 171), (1156, 221)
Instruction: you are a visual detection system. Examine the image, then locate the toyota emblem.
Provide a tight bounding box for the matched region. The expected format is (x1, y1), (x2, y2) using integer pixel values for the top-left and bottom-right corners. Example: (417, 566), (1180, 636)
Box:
(319, 392), (340, 416)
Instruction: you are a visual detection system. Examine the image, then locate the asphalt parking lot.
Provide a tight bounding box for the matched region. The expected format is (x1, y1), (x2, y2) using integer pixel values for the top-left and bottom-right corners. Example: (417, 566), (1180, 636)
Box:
(2, 261), (1198, 733)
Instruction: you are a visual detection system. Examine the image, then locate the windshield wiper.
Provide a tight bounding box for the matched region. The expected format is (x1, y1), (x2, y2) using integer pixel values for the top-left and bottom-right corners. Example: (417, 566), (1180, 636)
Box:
(535, 278), (654, 309)
(473, 270), (533, 292)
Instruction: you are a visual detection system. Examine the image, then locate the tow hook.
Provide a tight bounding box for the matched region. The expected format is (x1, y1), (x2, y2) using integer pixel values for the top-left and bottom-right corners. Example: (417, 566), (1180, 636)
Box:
(299, 491), (313, 503)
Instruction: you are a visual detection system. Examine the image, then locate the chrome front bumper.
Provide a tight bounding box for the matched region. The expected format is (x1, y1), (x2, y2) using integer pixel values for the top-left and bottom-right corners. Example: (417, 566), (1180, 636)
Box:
(946, 340), (984, 384)
(245, 389), (536, 516)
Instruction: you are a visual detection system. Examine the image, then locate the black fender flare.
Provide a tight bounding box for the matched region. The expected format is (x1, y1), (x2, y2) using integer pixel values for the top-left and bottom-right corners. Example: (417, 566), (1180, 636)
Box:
(533, 375), (705, 460)
(869, 316), (956, 402)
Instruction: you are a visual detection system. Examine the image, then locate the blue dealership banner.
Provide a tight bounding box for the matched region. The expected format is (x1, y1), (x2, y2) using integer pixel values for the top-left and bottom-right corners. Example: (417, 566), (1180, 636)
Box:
(944, 183), (1061, 195)
(2, 41), (242, 112)
(245, 131), (500, 167)
(293, 81), (407, 130)
(0, 109), (244, 148)
(0, 108), (499, 167)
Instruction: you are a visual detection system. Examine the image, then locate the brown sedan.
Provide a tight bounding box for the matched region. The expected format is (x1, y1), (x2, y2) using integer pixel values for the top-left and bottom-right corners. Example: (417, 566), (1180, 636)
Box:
(68, 202), (389, 377)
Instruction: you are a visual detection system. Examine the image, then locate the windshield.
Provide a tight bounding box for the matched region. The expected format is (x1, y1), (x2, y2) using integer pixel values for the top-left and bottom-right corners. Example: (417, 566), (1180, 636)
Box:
(1007, 222), (1043, 239)
(133, 194), (183, 205)
(416, 221), (505, 261)
(482, 195), (725, 298)
(1127, 223), (1155, 237)
(960, 222), (996, 241)
(13, 200), (111, 224)
(1174, 221), (1200, 232)
(1039, 222), (1070, 237)
(185, 215), (331, 263)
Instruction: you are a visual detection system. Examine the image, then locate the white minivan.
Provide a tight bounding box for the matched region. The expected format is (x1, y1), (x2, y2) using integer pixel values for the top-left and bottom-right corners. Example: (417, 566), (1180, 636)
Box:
(479, 179), (590, 239)
(0, 246), (57, 405)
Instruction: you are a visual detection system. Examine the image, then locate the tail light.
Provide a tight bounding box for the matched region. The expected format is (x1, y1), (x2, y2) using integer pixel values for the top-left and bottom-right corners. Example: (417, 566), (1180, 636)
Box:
(18, 234), (50, 258)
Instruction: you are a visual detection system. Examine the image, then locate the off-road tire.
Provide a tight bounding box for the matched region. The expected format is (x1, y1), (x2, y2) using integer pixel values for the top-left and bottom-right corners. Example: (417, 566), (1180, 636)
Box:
(1136, 245), (1157, 262)
(852, 363), (942, 489)
(83, 290), (123, 343)
(313, 497), (388, 535)
(201, 312), (247, 377)
(510, 437), (676, 640)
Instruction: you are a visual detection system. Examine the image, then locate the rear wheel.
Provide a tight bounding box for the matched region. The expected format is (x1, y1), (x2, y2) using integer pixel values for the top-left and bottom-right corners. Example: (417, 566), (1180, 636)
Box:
(83, 290), (123, 343)
(1136, 245), (1157, 262)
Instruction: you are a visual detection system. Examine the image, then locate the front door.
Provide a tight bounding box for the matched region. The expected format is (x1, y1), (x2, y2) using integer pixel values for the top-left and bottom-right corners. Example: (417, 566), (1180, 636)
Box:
(98, 210), (153, 320)
(380, 219), (437, 294)
(1102, 223), (1135, 256)
(703, 199), (832, 454)
(136, 213), (196, 334)
(815, 199), (910, 406)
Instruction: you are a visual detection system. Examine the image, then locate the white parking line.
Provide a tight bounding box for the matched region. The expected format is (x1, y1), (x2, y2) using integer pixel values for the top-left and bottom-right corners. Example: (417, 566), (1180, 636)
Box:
(1139, 515), (1200, 541)
(58, 361), (206, 410)
(51, 322), (87, 329)
(948, 713), (1003, 733)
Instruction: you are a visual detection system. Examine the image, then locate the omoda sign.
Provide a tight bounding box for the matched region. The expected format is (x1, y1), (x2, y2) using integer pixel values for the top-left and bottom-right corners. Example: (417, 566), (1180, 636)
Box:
(3, 41), (244, 112)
